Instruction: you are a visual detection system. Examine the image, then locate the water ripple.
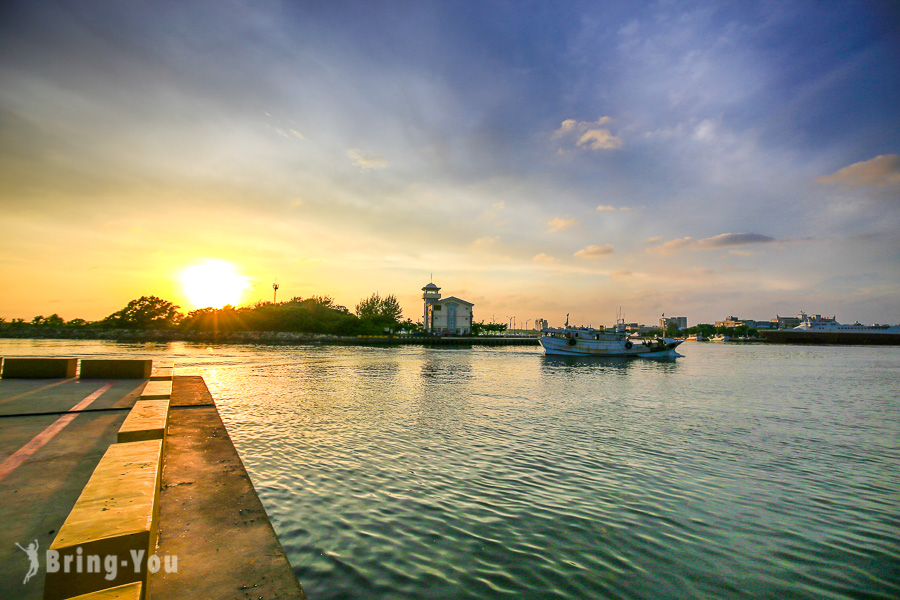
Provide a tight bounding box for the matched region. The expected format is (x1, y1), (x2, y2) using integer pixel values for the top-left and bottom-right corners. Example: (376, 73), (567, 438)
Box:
(2, 340), (898, 600)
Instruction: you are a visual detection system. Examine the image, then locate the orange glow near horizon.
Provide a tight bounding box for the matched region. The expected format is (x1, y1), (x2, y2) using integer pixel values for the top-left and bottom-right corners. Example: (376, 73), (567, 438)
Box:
(178, 260), (250, 310)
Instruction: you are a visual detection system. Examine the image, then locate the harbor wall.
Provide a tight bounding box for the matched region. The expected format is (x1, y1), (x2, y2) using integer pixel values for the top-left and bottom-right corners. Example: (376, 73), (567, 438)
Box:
(0, 328), (540, 346)
(759, 330), (900, 345)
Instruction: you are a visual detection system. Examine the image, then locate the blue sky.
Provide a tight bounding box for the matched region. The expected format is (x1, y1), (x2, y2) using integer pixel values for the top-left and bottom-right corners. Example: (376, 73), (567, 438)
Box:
(1, 0), (898, 326)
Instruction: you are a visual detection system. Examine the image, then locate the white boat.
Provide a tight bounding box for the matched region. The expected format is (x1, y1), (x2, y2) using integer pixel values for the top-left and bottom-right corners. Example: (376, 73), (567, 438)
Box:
(792, 313), (900, 334)
(710, 334), (730, 342)
(540, 317), (684, 357)
(685, 334), (706, 341)
(760, 312), (900, 345)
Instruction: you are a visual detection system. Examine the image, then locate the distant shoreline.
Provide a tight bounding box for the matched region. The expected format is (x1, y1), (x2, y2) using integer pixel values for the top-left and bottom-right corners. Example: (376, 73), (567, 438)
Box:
(0, 329), (539, 346)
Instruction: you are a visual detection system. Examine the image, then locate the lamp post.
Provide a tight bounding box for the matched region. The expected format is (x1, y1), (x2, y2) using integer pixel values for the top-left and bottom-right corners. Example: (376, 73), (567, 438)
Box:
(273, 282), (279, 304)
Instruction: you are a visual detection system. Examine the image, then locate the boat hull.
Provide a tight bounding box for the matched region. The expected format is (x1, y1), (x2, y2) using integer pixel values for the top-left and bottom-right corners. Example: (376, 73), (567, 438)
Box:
(540, 337), (682, 357)
(760, 330), (900, 345)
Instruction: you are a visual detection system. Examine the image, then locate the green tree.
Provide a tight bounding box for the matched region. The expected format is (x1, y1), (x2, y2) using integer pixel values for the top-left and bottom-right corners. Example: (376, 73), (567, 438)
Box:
(355, 293), (403, 322)
(103, 296), (182, 329)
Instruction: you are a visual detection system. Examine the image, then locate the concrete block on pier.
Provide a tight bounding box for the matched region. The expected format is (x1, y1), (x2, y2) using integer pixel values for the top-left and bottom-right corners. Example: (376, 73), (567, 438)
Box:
(63, 582), (143, 600)
(80, 360), (152, 379)
(118, 400), (170, 444)
(140, 380), (172, 400)
(2, 357), (77, 379)
(43, 440), (163, 600)
(150, 361), (174, 381)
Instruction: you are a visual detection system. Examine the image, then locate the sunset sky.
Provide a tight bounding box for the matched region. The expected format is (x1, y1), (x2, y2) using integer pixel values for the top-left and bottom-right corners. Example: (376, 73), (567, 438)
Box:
(2, 0), (898, 327)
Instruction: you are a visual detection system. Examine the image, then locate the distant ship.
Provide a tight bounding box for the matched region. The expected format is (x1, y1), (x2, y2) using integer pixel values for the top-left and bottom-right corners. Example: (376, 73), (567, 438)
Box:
(760, 313), (900, 345)
(540, 316), (683, 357)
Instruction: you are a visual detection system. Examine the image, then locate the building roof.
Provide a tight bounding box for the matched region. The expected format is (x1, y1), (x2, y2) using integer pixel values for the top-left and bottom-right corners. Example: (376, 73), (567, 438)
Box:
(422, 282), (440, 291)
(436, 296), (473, 306)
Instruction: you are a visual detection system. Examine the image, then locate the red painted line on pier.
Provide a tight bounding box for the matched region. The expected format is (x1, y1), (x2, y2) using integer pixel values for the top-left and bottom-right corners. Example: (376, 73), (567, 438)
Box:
(0, 383), (114, 483)
(0, 378), (76, 406)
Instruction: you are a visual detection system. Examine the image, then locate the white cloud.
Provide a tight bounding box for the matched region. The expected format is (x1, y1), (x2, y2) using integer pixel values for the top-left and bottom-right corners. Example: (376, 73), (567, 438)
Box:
(533, 253), (559, 263)
(574, 244), (614, 258)
(546, 216), (580, 232)
(597, 204), (631, 211)
(553, 117), (622, 151)
(693, 119), (716, 141)
(472, 236), (500, 248)
(577, 129), (623, 151)
(347, 148), (388, 171)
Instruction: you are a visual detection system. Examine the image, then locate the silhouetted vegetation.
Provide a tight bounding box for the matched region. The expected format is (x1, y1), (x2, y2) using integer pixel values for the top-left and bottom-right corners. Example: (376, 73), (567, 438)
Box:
(0, 293), (416, 338)
(0, 292), (543, 340)
(471, 321), (507, 335)
(101, 296), (182, 329)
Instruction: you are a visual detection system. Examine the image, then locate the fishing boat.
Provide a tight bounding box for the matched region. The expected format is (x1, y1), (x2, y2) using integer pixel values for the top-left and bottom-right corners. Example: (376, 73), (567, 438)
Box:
(540, 315), (683, 357)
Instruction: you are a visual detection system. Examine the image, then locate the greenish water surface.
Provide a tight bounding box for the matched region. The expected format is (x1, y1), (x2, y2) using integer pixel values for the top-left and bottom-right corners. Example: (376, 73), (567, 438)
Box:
(2, 339), (898, 599)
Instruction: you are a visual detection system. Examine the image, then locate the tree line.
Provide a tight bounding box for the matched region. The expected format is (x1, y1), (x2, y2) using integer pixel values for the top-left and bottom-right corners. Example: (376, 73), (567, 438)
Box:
(1, 294), (413, 337)
(1, 294), (510, 337)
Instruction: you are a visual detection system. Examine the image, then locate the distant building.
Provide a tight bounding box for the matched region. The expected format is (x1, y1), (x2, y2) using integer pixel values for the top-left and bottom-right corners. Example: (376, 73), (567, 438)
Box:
(422, 282), (474, 335)
(626, 323), (657, 334)
(715, 315), (745, 328)
(535, 318), (549, 331)
(716, 316), (770, 329)
(773, 315), (801, 329)
(660, 316), (687, 330)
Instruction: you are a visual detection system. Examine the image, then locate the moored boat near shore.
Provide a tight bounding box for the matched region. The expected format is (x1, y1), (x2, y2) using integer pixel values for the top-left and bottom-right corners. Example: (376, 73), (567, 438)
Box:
(760, 313), (900, 345)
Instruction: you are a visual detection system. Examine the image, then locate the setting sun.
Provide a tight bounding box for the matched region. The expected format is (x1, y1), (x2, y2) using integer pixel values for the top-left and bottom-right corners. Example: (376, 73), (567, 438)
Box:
(179, 260), (250, 309)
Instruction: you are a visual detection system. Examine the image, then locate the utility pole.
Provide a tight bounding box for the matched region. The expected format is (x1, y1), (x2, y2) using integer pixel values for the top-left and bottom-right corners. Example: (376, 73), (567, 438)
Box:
(273, 282), (279, 304)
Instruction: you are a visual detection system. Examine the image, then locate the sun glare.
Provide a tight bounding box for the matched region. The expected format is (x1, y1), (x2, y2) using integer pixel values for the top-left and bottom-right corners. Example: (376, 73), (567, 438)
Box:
(179, 260), (250, 309)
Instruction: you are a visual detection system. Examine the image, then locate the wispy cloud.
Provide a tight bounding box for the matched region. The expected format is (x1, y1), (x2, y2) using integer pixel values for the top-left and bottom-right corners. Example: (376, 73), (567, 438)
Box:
(597, 205), (631, 211)
(472, 236), (500, 249)
(574, 244), (614, 258)
(480, 201), (505, 220)
(276, 128), (305, 140)
(553, 117), (622, 151)
(347, 148), (388, 171)
(700, 233), (776, 247)
(533, 253), (559, 263)
(815, 155), (900, 189)
(648, 233), (777, 255)
(546, 216), (580, 232)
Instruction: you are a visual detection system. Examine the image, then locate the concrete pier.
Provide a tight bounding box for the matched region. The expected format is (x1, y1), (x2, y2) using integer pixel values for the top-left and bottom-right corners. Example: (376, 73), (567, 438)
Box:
(0, 361), (306, 600)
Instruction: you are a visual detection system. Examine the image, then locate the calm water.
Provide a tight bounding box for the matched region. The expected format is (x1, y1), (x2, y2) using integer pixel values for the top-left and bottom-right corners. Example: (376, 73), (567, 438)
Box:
(2, 339), (899, 599)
